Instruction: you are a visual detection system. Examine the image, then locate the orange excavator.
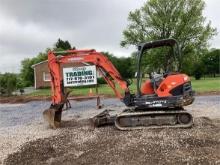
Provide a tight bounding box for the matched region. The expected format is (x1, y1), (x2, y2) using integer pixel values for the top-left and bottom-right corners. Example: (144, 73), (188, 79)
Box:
(43, 39), (195, 130)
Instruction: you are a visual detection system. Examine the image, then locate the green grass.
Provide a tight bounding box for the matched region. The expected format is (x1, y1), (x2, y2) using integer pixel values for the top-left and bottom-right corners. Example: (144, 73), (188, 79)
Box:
(29, 88), (51, 97)
(29, 77), (220, 97)
(29, 84), (119, 97)
(191, 77), (220, 92)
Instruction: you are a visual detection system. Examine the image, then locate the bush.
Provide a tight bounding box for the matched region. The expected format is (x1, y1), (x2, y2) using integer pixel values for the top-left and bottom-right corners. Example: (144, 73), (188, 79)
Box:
(97, 77), (107, 84)
(194, 71), (202, 80)
(193, 62), (205, 80)
(0, 73), (17, 96)
(202, 49), (220, 77)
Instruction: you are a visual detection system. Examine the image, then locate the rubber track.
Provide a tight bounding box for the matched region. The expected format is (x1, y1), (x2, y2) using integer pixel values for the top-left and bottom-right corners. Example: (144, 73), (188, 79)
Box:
(115, 110), (193, 130)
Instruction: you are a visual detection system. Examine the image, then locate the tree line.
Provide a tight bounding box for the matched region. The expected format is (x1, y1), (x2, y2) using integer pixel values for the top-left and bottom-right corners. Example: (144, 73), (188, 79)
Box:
(1, 0), (219, 96)
(1, 38), (218, 96)
(0, 39), (72, 96)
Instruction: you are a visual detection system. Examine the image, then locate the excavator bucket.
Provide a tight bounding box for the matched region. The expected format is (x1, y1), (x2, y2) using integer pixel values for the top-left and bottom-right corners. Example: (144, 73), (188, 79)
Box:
(43, 108), (62, 129)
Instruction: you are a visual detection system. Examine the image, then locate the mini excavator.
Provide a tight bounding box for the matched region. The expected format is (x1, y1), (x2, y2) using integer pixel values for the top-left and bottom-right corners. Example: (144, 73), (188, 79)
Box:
(43, 39), (195, 130)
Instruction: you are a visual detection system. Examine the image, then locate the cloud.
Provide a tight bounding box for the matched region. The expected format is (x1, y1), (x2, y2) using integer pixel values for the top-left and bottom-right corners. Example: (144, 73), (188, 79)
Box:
(0, 0), (145, 73)
(203, 0), (220, 48)
(0, 0), (219, 73)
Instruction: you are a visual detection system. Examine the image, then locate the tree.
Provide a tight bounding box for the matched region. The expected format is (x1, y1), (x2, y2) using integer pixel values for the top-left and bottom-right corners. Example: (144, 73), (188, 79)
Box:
(121, 0), (216, 72)
(0, 73), (17, 96)
(20, 39), (75, 87)
(20, 52), (47, 86)
(102, 52), (135, 78)
(55, 38), (72, 50)
(20, 58), (34, 86)
(202, 49), (220, 77)
(192, 61), (206, 80)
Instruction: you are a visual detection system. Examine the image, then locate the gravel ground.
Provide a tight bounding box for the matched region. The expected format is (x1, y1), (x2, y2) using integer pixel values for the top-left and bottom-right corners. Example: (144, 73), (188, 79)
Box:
(0, 98), (123, 164)
(0, 102), (59, 164)
(0, 96), (220, 165)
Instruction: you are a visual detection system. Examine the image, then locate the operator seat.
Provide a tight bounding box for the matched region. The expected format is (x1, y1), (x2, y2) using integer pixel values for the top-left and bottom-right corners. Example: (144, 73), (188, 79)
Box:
(141, 73), (163, 95)
(150, 73), (164, 89)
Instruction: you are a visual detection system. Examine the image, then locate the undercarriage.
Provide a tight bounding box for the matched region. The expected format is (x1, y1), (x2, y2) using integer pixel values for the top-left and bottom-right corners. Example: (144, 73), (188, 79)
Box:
(92, 93), (194, 130)
(92, 108), (193, 130)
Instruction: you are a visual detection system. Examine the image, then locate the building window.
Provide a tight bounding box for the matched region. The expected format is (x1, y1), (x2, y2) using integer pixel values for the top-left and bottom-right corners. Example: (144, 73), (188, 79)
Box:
(43, 72), (51, 82)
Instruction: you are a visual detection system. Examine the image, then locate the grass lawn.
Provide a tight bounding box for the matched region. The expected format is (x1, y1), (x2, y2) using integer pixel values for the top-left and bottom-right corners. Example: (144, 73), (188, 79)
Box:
(29, 77), (220, 97)
(191, 77), (220, 92)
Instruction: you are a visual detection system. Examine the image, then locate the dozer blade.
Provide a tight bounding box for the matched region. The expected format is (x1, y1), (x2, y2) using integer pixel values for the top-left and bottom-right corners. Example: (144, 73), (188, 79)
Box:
(43, 108), (62, 129)
(91, 109), (116, 127)
(115, 110), (193, 130)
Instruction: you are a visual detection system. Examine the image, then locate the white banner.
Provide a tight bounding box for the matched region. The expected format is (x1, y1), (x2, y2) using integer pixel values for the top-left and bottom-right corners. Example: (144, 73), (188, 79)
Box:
(63, 65), (97, 87)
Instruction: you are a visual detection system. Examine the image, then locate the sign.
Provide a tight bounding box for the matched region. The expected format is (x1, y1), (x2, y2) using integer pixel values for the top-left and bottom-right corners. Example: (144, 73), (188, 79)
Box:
(63, 65), (97, 87)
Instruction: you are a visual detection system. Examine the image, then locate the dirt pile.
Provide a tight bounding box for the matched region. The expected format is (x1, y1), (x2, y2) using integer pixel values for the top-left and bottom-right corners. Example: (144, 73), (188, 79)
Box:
(4, 117), (220, 165)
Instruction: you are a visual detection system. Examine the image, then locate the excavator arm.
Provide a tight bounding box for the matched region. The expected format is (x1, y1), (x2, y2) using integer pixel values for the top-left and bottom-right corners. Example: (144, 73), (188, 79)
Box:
(44, 49), (131, 128)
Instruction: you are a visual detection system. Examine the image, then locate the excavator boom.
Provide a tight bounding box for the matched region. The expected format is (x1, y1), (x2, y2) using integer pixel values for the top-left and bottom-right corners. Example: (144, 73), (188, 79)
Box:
(44, 49), (130, 128)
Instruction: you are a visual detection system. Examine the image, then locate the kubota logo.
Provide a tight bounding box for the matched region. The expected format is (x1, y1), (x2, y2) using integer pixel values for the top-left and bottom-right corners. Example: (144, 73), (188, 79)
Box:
(68, 57), (84, 61)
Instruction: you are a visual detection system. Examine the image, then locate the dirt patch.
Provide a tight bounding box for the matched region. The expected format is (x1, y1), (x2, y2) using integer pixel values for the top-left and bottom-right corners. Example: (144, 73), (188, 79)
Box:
(0, 96), (50, 104)
(0, 95), (106, 104)
(1, 91), (220, 104)
(4, 117), (220, 165)
(195, 91), (220, 96)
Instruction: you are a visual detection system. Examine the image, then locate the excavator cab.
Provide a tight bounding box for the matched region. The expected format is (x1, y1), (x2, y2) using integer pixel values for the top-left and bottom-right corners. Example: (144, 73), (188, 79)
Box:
(137, 39), (178, 96)
(134, 39), (194, 104)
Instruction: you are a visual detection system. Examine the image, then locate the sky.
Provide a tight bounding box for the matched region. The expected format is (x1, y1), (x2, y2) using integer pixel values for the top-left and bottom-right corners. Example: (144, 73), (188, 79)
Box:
(0, 0), (219, 73)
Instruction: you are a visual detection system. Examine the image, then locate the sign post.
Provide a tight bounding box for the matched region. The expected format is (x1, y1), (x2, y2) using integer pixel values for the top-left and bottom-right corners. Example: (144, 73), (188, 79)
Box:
(63, 65), (102, 109)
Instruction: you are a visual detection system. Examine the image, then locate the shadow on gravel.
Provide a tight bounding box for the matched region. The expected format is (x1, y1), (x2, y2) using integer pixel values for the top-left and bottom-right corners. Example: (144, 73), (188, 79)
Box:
(4, 117), (220, 165)
(60, 119), (95, 129)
